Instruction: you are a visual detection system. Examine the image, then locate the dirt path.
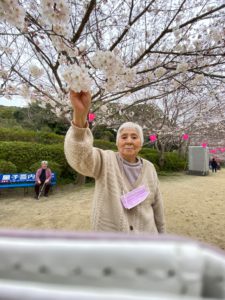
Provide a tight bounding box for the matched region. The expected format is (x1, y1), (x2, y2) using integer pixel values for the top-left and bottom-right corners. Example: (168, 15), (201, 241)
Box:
(0, 170), (225, 250)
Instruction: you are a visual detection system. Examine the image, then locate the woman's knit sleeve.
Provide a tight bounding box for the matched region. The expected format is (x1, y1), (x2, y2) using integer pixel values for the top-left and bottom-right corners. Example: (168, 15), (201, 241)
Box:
(64, 124), (103, 179)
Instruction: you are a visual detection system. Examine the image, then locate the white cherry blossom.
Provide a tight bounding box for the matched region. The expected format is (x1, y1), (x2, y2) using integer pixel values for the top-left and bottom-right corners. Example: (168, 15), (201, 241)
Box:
(62, 64), (92, 93)
(176, 63), (189, 73)
(155, 67), (167, 78)
(29, 65), (44, 79)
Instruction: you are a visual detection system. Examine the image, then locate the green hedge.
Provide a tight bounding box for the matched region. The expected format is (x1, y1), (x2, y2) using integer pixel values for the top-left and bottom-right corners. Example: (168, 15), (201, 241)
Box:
(0, 140), (187, 180)
(139, 148), (159, 166)
(0, 160), (17, 173)
(93, 142), (186, 172)
(163, 152), (186, 171)
(94, 139), (117, 150)
(0, 141), (77, 183)
(0, 142), (66, 172)
(0, 127), (64, 144)
(139, 149), (186, 171)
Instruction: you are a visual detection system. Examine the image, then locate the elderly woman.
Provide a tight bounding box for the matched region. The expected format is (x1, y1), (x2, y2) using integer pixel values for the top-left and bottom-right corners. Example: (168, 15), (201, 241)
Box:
(34, 161), (52, 199)
(64, 91), (165, 234)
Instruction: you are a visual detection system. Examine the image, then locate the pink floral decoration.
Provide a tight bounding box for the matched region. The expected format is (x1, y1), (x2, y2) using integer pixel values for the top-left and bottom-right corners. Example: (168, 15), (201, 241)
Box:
(88, 113), (96, 122)
(209, 149), (216, 154)
(182, 133), (189, 140)
(149, 135), (157, 142)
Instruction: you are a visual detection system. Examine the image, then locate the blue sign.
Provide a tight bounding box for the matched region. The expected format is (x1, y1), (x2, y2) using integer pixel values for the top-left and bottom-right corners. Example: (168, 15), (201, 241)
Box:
(0, 173), (35, 183)
(0, 173), (56, 183)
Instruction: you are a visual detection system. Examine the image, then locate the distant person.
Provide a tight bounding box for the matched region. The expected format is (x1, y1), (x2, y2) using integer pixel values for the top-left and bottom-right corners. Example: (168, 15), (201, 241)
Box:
(209, 159), (212, 170)
(34, 161), (52, 199)
(64, 90), (165, 234)
(211, 158), (218, 173)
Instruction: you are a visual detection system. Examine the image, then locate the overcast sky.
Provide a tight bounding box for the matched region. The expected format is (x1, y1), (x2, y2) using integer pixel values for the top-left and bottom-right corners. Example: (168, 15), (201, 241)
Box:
(0, 96), (27, 107)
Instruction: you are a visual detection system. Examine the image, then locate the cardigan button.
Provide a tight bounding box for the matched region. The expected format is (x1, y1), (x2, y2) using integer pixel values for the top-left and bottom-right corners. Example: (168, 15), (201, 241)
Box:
(130, 225), (134, 231)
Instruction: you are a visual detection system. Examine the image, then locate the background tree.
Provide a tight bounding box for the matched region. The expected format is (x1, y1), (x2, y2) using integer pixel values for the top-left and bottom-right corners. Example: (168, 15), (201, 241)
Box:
(0, 0), (225, 168)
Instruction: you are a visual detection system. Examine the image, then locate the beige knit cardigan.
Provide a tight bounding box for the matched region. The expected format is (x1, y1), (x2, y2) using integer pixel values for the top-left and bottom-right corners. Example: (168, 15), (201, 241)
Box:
(64, 124), (165, 234)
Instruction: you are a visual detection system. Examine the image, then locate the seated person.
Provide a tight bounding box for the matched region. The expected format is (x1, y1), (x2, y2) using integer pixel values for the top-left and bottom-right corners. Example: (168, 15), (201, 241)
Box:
(34, 161), (52, 199)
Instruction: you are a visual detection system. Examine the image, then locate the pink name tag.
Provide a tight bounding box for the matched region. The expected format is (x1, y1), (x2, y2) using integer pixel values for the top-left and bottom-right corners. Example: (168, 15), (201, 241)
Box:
(120, 185), (150, 209)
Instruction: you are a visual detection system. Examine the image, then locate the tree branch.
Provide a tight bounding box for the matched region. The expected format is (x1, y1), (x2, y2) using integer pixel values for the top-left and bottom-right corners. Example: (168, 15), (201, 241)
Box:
(109, 0), (156, 51)
(131, 2), (225, 67)
(71, 0), (96, 44)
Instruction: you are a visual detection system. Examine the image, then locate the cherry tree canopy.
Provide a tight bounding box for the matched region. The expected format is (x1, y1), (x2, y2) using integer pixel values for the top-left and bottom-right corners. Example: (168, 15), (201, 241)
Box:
(0, 0), (225, 141)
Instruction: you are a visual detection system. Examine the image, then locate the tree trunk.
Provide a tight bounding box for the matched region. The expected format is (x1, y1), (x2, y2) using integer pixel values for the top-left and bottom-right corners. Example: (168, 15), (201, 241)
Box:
(178, 140), (190, 158)
(75, 173), (86, 186)
(159, 151), (165, 168)
(178, 143), (184, 157)
(156, 142), (165, 169)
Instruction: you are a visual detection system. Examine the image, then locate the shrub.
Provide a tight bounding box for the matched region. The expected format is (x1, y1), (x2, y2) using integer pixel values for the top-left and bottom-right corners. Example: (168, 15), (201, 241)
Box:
(153, 163), (160, 173)
(101, 130), (115, 142)
(92, 124), (116, 142)
(0, 160), (17, 173)
(139, 149), (160, 168)
(0, 137), (187, 185)
(0, 127), (64, 144)
(0, 141), (77, 183)
(0, 118), (19, 128)
(163, 152), (186, 171)
(60, 165), (77, 183)
(0, 106), (16, 119)
(139, 149), (187, 172)
(0, 142), (65, 172)
(94, 139), (117, 150)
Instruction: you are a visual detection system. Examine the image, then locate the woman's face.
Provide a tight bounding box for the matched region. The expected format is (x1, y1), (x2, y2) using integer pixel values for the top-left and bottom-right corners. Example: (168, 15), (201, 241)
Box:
(117, 128), (142, 163)
(41, 163), (47, 169)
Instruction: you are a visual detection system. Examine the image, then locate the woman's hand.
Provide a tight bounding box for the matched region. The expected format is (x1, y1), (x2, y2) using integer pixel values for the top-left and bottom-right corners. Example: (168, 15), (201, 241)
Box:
(70, 90), (91, 128)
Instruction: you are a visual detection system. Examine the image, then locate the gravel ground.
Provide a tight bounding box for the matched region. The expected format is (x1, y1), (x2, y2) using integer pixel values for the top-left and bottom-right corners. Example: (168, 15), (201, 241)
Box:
(0, 169), (224, 250)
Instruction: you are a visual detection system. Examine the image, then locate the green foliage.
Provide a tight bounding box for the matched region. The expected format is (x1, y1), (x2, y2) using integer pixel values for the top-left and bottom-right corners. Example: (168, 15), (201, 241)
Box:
(14, 103), (69, 134)
(0, 138), (117, 182)
(0, 104), (69, 134)
(0, 142), (65, 172)
(13, 109), (26, 121)
(29, 161), (62, 178)
(0, 106), (16, 119)
(139, 148), (159, 166)
(139, 148), (158, 154)
(92, 124), (116, 142)
(139, 148), (186, 172)
(0, 141), (78, 183)
(0, 117), (20, 128)
(0, 104), (187, 183)
(101, 130), (115, 142)
(153, 163), (160, 173)
(0, 160), (17, 173)
(60, 165), (77, 182)
(163, 152), (186, 171)
(94, 139), (117, 150)
(0, 127), (64, 144)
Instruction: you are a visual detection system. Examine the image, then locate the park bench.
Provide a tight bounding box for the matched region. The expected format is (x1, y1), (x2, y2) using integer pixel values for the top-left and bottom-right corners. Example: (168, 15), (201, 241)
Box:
(0, 172), (56, 194)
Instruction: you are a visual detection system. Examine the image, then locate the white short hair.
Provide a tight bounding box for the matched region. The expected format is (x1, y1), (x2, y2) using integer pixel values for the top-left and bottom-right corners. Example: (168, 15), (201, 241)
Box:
(116, 122), (144, 145)
(41, 161), (48, 165)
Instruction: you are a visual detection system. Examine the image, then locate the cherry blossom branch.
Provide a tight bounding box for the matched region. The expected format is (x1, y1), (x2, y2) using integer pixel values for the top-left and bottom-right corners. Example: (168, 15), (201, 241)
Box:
(71, 0), (96, 44)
